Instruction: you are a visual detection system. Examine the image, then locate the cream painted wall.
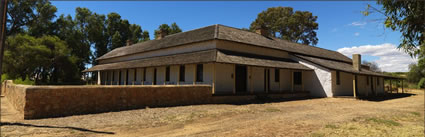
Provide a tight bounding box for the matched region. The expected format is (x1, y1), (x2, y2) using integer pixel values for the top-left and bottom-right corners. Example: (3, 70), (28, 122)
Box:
(215, 63), (234, 93)
(136, 68), (143, 85)
(216, 40), (289, 59)
(99, 40), (217, 64)
(251, 67), (265, 93)
(279, 69), (292, 91)
(376, 77), (384, 94)
(127, 69), (135, 85)
(169, 66), (179, 84)
(269, 68), (279, 92)
(357, 75), (371, 96)
(332, 71), (353, 96)
(145, 68), (154, 85)
(202, 63), (214, 85)
(156, 67), (166, 85)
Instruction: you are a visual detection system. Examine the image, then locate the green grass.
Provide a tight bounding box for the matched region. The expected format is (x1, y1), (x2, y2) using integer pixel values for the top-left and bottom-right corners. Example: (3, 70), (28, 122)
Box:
(325, 124), (338, 129)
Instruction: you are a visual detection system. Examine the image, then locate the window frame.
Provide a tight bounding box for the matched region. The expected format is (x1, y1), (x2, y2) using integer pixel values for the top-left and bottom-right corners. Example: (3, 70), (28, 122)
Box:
(165, 66), (170, 82)
(274, 68), (280, 82)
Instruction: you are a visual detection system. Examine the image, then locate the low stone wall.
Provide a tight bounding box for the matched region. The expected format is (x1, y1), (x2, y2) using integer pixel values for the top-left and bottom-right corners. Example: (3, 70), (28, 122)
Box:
(3, 81), (309, 119)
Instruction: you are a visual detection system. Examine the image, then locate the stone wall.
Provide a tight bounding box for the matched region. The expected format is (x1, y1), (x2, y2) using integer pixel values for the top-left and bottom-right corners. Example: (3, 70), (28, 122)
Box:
(3, 81), (309, 119)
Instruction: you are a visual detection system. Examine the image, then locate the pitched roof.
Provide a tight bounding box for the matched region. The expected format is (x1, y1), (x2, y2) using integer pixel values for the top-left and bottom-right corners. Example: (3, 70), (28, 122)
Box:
(97, 24), (352, 63)
(84, 49), (312, 72)
(294, 54), (402, 79)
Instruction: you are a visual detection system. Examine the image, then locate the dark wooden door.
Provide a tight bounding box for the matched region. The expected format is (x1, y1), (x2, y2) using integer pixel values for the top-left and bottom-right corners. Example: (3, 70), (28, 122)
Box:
(235, 65), (247, 92)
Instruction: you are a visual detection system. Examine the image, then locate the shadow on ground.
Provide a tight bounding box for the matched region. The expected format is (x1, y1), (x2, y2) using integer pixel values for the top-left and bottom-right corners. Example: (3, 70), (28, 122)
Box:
(357, 93), (416, 102)
(0, 122), (115, 135)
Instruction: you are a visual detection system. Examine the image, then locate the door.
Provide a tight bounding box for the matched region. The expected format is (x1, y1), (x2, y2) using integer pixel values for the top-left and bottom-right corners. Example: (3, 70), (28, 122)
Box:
(235, 65), (247, 92)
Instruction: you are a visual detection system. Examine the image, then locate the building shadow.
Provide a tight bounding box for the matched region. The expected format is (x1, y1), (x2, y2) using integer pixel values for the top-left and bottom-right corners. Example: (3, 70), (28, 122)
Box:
(357, 93), (416, 102)
(0, 122), (115, 135)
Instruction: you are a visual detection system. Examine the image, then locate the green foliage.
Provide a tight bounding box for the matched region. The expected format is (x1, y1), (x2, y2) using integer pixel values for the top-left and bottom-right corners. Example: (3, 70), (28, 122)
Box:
(4, 34), (80, 85)
(3, 1), (149, 85)
(250, 7), (319, 46)
(418, 78), (425, 89)
(154, 22), (182, 38)
(365, 1), (424, 58)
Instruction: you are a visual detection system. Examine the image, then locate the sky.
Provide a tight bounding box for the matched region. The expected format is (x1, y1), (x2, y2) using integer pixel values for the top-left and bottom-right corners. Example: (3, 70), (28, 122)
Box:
(51, 1), (416, 72)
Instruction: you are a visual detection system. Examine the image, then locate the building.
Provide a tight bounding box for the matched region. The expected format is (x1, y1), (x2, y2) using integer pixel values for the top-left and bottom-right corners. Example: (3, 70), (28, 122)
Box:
(84, 24), (401, 97)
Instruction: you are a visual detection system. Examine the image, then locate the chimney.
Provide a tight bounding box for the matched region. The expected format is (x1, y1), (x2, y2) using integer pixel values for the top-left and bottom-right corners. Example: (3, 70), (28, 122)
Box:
(255, 25), (269, 37)
(156, 28), (168, 40)
(352, 54), (361, 71)
(126, 40), (132, 46)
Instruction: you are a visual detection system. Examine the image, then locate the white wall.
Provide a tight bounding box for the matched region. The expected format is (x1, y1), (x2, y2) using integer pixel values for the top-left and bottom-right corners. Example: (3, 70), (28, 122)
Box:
(169, 66), (179, 84)
(215, 63), (234, 94)
(293, 57), (332, 97)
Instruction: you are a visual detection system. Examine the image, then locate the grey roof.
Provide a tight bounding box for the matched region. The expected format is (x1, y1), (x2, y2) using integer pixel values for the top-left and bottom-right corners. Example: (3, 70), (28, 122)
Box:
(97, 24), (352, 63)
(217, 50), (311, 70)
(84, 50), (217, 72)
(294, 55), (402, 79)
(85, 49), (312, 72)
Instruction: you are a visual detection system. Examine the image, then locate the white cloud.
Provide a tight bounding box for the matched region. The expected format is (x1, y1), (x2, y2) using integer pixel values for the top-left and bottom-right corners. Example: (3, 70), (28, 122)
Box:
(337, 43), (417, 72)
(349, 21), (367, 26)
(354, 32), (360, 36)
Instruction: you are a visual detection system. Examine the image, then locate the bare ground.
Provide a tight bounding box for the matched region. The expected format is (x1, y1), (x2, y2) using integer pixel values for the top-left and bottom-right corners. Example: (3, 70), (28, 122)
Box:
(1, 89), (424, 137)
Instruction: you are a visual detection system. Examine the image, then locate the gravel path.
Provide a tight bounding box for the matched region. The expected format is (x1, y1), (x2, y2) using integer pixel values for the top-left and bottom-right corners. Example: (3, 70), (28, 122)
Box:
(1, 89), (423, 137)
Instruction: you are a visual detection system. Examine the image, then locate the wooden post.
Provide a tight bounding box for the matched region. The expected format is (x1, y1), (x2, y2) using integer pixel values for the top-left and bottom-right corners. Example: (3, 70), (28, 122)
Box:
(291, 70), (294, 92)
(279, 69), (282, 93)
(97, 71), (101, 85)
(390, 79), (392, 93)
(233, 64), (236, 94)
(352, 75), (357, 97)
(248, 66), (254, 94)
(177, 66), (180, 85)
(212, 63), (216, 94)
(193, 65), (196, 85)
(301, 71), (304, 92)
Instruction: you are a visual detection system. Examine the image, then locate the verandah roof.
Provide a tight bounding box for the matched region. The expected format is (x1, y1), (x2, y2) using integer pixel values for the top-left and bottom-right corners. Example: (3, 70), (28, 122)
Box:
(84, 49), (312, 72)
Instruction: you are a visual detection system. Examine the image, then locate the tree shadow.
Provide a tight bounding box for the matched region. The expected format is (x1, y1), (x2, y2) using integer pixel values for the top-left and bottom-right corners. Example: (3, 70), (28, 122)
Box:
(357, 93), (416, 102)
(0, 122), (115, 135)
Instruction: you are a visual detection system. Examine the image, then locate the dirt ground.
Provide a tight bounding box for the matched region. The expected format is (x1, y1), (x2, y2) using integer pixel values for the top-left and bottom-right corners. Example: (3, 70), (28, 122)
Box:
(1, 89), (424, 137)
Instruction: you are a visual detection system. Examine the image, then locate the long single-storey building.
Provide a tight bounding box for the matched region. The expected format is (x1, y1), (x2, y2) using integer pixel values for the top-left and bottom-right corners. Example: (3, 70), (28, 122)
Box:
(84, 24), (401, 97)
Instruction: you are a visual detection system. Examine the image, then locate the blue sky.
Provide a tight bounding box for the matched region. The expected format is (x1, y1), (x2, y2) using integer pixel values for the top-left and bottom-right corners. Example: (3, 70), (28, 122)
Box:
(51, 1), (415, 72)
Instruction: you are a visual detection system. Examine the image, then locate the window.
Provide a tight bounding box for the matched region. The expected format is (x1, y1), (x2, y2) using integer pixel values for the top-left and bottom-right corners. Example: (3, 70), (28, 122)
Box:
(126, 69), (129, 85)
(165, 66), (170, 82)
(336, 71), (340, 85)
(179, 65), (185, 82)
(143, 68), (146, 81)
(112, 71), (115, 82)
(294, 72), (302, 85)
(196, 64), (203, 82)
(275, 68), (280, 82)
(153, 68), (157, 85)
(366, 76), (369, 85)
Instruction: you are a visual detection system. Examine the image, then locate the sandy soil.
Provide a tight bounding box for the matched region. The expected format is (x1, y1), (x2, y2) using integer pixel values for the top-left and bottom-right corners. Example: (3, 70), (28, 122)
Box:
(1, 89), (423, 137)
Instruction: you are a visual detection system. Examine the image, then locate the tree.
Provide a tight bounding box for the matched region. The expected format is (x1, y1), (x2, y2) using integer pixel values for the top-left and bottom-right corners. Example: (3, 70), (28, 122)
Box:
(250, 7), (319, 46)
(364, 1), (424, 57)
(154, 22), (182, 38)
(362, 60), (381, 72)
(3, 34), (80, 84)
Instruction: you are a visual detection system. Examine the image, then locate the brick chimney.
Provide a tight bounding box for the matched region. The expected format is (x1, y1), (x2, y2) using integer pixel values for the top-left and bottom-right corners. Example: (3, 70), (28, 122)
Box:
(156, 28), (168, 40)
(255, 25), (269, 37)
(126, 40), (132, 46)
(352, 54), (361, 71)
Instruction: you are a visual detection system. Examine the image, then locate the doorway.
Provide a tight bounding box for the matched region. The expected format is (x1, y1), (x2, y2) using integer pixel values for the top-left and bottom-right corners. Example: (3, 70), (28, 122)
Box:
(235, 65), (247, 92)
